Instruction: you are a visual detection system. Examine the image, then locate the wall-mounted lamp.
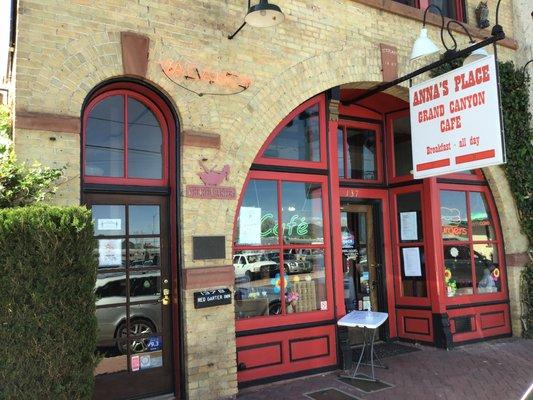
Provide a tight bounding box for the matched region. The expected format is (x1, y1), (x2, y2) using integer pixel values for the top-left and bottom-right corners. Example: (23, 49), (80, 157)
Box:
(446, 20), (489, 64)
(411, 4), (494, 65)
(410, 5), (447, 61)
(228, 0), (285, 40)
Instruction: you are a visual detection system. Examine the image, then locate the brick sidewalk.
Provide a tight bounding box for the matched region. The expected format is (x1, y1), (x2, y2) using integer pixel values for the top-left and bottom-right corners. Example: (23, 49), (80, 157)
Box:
(237, 338), (533, 400)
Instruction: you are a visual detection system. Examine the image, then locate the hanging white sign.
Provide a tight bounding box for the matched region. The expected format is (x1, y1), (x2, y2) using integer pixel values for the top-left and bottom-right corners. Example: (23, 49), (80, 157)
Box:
(409, 55), (505, 179)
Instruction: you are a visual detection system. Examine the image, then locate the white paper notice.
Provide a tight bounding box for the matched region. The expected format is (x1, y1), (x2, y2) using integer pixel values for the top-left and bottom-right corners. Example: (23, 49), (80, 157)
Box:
(98, 239), (122, 267)
(400, 211), (418, 241)
(97, 218), (122, 231)
(238, 207), (262, 245)
(402, 247), (422, 277)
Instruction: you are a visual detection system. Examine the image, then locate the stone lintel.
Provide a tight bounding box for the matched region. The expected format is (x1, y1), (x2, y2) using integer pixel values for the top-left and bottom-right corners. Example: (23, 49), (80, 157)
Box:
(183, 265), (234, 290)
(16, 111), (80, 133)
(182, 130), (221, 149)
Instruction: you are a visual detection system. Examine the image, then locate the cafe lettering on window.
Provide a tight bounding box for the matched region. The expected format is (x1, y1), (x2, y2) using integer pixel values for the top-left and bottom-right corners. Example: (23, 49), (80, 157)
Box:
(261, 214), (309, 237)
(409, 55), (505, 179)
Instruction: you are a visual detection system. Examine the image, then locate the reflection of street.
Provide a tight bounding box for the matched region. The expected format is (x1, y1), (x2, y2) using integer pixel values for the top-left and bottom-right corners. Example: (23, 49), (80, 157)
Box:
(247, 270), (324, 289)
(235, 270), (326, 318)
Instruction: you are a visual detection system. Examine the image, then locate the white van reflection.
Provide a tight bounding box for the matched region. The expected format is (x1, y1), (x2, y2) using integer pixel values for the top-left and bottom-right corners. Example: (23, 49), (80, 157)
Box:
(95, 271), (161, 354)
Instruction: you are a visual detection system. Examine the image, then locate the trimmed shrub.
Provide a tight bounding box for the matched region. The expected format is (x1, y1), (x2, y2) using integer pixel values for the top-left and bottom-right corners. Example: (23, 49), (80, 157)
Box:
(0, 206), (98, 399)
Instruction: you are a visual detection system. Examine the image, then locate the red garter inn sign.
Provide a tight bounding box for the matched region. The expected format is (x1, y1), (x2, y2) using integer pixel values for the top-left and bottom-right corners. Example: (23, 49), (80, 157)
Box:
(409, 55), (505, 179)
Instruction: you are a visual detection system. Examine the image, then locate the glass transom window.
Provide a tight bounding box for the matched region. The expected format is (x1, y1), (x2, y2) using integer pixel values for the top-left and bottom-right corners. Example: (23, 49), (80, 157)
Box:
(85, 93), (165, 182)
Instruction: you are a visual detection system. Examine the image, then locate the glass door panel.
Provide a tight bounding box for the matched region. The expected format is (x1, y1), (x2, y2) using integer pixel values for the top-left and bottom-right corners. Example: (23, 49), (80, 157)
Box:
(87, 194), (174, 399)
(340, 203), (381, 345)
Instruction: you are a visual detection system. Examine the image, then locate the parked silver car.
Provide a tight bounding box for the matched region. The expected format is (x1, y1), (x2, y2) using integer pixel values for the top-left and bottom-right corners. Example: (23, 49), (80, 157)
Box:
(95, 271), (161, 353)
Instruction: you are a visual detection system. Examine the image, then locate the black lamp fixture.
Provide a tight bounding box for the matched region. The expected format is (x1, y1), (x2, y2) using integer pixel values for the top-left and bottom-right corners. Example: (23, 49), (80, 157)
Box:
(522, 59), (533, 74)
(446, 20), (489, 64)
(228, 0), (285, 40)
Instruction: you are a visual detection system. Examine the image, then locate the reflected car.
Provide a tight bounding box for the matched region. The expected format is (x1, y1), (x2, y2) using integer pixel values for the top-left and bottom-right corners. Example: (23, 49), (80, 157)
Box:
(283, 253), (312, 274)
(95, 271), (161, 353)
(233, 253), (279, 280)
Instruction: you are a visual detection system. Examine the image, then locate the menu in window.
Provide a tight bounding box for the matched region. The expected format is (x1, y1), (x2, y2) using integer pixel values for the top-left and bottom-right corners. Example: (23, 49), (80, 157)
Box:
(98, 239), (122, 267)
(238, 207), (262, 245)
(400, 211), (418, 241)
(402, 247), (422, 277)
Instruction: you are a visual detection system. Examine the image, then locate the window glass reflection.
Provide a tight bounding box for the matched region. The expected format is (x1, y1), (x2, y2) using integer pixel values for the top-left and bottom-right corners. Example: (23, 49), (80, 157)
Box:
(393, 116), (412, 177)
(282, 182), (323, 244)
(235, 180), (278, 246)
(474, 244), (501, 294)
(470, 192), (495, 241)
(263, 104), (320, 161)
(129, 238), (160, 268)
(127, 98), (163, 179)
(338, 128), (345, 178)
(429, 0), (457, 19)
(346, 128), (376, 180)
(443, 245), (473, 297)
(283, 249), (326, 313)
(234, 250), (282, 319)
(440, 191), (468, 241)
(129, 205), (160, 235)
(86, 95), (124, 177)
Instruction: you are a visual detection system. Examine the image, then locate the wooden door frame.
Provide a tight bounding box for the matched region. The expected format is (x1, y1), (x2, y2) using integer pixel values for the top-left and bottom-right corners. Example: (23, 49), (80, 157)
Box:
(80, 79), (181, 399)
(335, 187), (396, 338)
(340, 203), (380, 314)
(86, 193), (174, 399)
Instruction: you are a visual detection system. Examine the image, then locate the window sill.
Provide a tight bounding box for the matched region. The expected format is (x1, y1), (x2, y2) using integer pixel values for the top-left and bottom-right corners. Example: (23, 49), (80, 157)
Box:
(349, 0), (518, 50)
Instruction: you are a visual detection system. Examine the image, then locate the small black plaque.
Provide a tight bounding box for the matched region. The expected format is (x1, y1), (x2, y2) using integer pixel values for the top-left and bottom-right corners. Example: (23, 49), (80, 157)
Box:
(194, 288), (232, 309)
(193, 236), (225, 260)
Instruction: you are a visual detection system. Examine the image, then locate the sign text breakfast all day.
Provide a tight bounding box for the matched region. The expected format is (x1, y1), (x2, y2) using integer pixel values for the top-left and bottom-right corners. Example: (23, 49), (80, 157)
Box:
(409, 55), (504, 179)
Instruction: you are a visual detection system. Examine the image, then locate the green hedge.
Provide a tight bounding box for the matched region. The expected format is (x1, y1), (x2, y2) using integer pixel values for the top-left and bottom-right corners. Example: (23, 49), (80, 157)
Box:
(0, 206), (98, 399)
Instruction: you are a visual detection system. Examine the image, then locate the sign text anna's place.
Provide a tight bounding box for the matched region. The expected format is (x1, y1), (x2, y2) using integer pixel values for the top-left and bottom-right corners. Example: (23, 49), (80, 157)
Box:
(409, 55), (505, 179)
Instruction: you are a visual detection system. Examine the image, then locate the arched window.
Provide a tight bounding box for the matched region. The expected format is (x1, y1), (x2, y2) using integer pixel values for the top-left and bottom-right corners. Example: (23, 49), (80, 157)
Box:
(254, 95), (327, 169)
(83, 88), (168, 185)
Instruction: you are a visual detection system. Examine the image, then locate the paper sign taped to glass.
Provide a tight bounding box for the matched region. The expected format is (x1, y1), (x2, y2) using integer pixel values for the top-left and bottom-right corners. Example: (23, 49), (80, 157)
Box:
(98, 239), (122, 267)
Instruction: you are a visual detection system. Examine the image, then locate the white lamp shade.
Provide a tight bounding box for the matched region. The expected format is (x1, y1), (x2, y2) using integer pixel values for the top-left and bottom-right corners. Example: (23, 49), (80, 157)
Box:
(464, 46), (489, 64)
(245, 1), (284, 28)
(410, 28), (440, 61)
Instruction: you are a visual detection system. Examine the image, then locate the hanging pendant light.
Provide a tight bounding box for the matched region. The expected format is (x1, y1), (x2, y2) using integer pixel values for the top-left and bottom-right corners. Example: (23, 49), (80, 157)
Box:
(410, 28), (440, 61)
(245, 0), (284, 28)
(228, 0), (285, 39)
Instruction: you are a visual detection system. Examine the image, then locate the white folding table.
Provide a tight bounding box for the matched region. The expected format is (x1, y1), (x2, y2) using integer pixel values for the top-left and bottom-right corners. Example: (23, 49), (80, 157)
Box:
(337, 310), (388, 382)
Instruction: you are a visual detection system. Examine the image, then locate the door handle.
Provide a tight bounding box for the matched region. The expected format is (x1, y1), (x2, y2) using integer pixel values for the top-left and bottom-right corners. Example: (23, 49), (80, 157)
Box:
(159, 280), (170, 306)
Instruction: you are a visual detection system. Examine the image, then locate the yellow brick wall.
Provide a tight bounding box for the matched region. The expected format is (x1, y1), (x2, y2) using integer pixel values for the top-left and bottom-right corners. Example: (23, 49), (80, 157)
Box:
(10, 0), (525, 398)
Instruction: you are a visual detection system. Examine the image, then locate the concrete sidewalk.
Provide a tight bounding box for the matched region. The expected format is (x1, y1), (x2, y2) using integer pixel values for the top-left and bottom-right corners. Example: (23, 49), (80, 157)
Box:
(237, 338), (533, 400)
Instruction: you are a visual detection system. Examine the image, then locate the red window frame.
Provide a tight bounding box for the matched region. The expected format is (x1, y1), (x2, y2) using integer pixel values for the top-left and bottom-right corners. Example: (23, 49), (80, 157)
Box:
(83, 89), (169, 186)
(439, 169), (485, 181)
(436, 183), (508, 306)
(338, 120), (383, 184)
(386, 109), (485, 184)
(418, 0), (465, 22)
(389, 184), (433, 307)
(254, 94), (327, 169)
(386, 109), (413, 184)
(233, 170), (334, 332)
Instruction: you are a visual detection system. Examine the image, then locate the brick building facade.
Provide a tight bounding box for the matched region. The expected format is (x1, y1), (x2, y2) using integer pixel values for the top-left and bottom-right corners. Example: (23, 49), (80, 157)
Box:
(4, 0), (530, 399)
